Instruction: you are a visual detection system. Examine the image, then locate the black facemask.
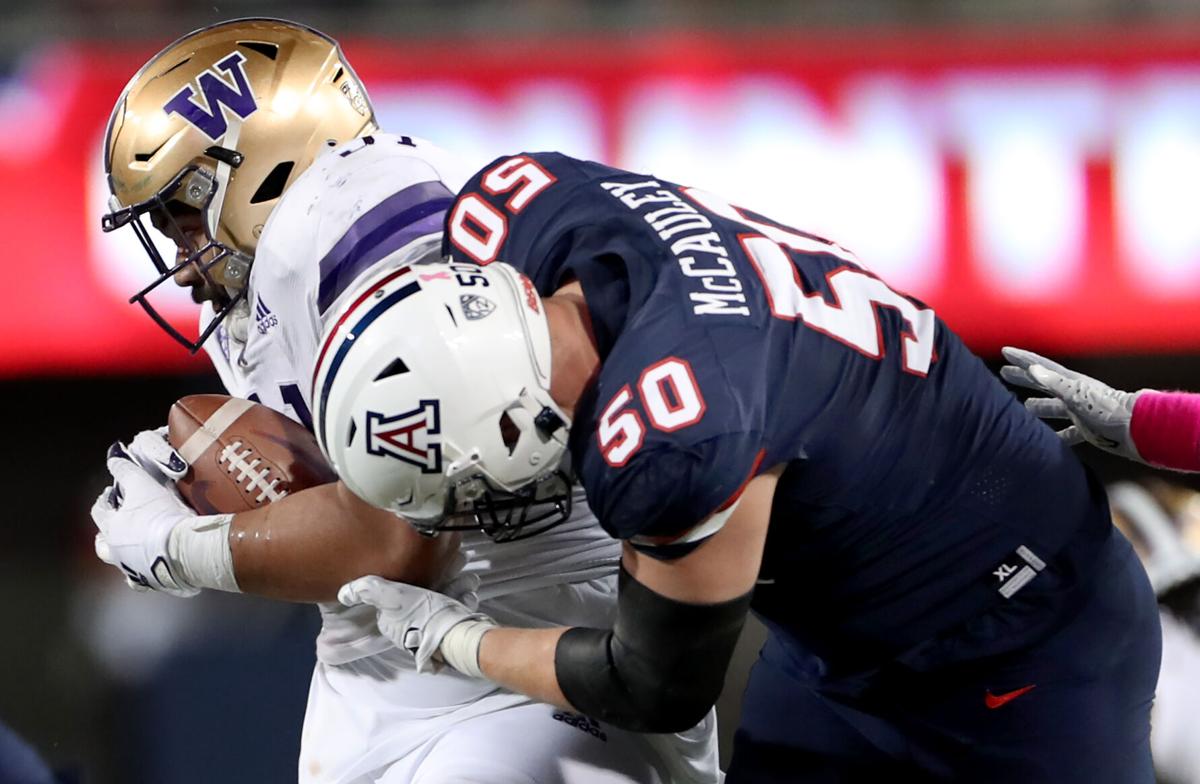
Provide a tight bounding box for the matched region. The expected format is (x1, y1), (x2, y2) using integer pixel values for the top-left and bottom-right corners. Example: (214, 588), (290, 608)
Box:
(103, 156), (251, 353)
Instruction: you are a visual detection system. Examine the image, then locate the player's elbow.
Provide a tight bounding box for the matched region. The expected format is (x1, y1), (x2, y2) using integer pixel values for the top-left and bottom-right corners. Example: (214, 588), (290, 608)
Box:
(557, 565), (753, 733)
(335, 481), (457, 587)
(556, 624), (731, 734)
(627, 675), (720, 733)
(373, 525), (458, 587)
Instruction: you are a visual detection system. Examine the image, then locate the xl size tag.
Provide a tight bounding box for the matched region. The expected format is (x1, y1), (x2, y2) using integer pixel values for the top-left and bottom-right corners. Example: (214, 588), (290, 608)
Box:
(992, 545), (1046, 599)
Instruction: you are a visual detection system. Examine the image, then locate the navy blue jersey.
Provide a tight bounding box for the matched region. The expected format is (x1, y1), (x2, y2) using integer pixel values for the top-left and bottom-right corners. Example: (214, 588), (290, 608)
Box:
(443, 153), (1112, 666)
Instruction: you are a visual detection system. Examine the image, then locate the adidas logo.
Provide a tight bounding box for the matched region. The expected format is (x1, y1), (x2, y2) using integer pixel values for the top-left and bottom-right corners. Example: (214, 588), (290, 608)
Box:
(215, 323), (232, 360)
(255, 297), (278, 335)
(551, 712), (608, 742)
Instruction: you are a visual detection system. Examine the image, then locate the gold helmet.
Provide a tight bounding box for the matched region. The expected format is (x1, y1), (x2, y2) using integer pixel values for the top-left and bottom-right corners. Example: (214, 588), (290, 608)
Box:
(101, 17), (378, 351)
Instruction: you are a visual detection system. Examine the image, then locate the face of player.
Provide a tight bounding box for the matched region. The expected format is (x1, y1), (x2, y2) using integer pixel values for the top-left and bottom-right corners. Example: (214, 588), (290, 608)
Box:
(149, 201), (231, 307)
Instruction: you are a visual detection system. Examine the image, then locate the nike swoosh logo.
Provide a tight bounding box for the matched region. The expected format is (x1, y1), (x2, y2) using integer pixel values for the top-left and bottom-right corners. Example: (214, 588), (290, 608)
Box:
(1095, 436), (1120, 449)
(985, 684), (1036, 709)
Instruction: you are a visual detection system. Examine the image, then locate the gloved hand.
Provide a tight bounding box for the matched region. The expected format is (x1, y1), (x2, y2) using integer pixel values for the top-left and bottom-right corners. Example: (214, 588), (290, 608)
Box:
(126, 426), (189, 483)
(1000, 346), (1145, 463)
(90, 441), (199, 597)
(339, 563), (494, 676)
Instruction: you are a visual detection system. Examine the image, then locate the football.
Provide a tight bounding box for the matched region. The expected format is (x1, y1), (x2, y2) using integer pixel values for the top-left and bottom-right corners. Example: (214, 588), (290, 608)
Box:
(167, 394), (337, 515)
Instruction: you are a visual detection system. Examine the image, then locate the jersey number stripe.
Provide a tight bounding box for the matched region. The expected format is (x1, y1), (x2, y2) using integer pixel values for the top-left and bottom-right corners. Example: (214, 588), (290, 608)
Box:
(449, 155), (558, 264)
(480, 156), (557, 212)
(597, 385), (644, 467)
(599, 357), (705, 467)
(638, 357), (707, 432)
(448, 196), (507, 265)
(685, 188), (937, 377)
(740, 235), (937, 376)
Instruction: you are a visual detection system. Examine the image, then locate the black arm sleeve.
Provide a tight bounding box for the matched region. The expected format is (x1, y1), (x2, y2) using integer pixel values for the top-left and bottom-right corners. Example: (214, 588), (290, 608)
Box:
(554, 564), (753, 733)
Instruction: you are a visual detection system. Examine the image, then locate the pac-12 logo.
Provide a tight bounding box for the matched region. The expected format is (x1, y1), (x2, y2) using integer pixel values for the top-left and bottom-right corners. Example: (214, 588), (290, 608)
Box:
(163, 51), (258, 141)
(459, 294), (496, 321)
(365, 400), (442, 473)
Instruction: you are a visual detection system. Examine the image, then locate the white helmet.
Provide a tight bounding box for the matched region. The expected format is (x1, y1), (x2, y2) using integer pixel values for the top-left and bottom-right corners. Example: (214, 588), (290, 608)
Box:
(312, 260), (573, 540)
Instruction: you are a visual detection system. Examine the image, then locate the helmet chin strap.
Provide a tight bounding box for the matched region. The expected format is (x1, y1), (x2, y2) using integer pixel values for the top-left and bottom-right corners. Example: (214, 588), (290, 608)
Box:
(206, 118), (241, 236)
(197, 119), (255, 348)
(224, 297), (251, 344)
(207, 119), (255, 346)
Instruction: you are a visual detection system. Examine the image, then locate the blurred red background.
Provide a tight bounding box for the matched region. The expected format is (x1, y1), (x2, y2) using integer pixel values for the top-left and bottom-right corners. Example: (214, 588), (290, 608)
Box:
(6, 28), (1200, 376)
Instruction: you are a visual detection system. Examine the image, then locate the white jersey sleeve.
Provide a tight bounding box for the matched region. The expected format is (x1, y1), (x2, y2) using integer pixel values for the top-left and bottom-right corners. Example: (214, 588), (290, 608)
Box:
(202, 133), (469, 424)
(196, 135), (475, 666)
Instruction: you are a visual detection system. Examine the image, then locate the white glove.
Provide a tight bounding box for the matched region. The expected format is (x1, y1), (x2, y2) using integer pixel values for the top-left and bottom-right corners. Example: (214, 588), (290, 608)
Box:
(1000, 346), (1145, 463)
(126, 426), (189, 483)
(90, 441), (200, 597)
(339, 568), (494, 676)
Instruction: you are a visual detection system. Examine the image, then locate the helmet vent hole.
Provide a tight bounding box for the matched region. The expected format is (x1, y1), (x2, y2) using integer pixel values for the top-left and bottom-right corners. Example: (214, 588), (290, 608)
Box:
(499, 412), (521, 457)
(374, 357), (410, 381)
(161, 57), (192, 76)
(134, 140), (168, 163)
(332, 66), (345, 84)
(346, 418), (358, 447)
(238, 41), (279, 60)
(250, 161), (295, 204)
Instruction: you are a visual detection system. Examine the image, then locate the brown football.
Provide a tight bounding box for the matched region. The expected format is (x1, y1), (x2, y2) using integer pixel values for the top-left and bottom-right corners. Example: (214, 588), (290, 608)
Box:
(167, 394), (337, 515)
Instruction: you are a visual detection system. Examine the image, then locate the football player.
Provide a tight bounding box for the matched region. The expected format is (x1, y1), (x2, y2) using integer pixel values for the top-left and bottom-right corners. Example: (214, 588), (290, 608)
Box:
(317, 153), (1162, 782)
(1005, 349), (1200, 780)
(1003, 346), (1200, 473)
(92, 19), (717, 784)
(1108, 482), (1200, 784)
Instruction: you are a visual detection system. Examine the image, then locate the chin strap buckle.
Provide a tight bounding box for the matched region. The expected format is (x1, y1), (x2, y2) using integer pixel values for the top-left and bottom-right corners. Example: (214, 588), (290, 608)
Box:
(204, 145), (245, 168)
(534, 406), (566, 436)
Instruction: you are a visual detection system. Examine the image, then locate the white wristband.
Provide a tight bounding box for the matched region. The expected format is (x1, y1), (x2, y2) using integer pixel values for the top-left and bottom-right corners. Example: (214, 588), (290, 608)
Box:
(166, 514), (241, 593)
(438, 619), (496, 678)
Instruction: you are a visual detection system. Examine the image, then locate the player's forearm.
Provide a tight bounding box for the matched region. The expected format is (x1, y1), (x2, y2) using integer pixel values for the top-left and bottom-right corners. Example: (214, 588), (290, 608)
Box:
(175, 481), (456, 602)
(232, 481), (456, 602)
(477, 626), (573, 710)
(1131, 391), (1200, 472)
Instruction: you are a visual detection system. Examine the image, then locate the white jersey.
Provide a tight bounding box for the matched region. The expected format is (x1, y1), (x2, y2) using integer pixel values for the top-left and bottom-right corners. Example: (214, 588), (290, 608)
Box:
(199, 134), (721, 783)
(203, 133), (622, 665)
(1154, 611), (1200, 784)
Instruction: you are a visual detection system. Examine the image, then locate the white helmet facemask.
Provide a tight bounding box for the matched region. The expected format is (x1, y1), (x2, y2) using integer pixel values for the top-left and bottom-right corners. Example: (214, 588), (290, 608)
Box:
(312, 260), (573, 541)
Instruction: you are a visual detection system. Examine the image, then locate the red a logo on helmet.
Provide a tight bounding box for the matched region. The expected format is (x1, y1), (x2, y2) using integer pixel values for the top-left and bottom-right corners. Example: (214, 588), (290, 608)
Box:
(365, 400), (442, 473)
